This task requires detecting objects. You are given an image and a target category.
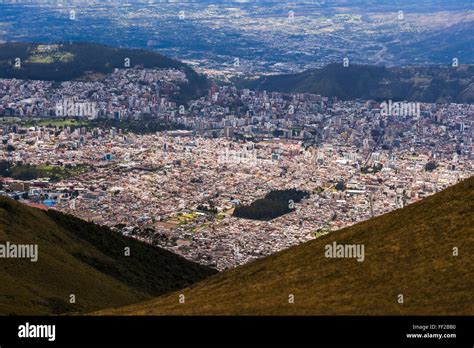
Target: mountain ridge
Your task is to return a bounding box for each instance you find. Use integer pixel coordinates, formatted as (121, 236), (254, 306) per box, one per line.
(238, 63), (474, 103)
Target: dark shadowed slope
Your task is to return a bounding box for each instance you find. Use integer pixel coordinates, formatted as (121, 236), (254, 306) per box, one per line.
(0, 197), (217, 315)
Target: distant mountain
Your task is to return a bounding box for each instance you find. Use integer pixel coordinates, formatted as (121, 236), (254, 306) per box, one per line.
(97, 177), (474, 315)
(239, 63), (474, 103)
(0, 42), (209, 101)
(0, 197), (217, 315)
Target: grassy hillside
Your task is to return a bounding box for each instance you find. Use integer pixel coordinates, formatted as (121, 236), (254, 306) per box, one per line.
(239, 63), (474, 103)
(0, 197), (217, 315)
(98, 177), (474, 315)
(0, 42), (209, 101)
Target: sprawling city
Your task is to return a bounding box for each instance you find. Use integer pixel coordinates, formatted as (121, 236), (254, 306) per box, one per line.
(1, 74), (472, 269)
(0, 0), (472, 345)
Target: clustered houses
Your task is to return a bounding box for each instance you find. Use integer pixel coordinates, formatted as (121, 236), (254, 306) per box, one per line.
(0, 78), (472, 270)
(0, 68), (186, 120)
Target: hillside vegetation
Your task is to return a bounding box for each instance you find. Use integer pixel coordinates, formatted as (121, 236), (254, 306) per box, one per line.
(0, 42), (209, 101)
(0, 197), (217, 315)
(98, 177), (474, 315)
(239, 63), (474, 103)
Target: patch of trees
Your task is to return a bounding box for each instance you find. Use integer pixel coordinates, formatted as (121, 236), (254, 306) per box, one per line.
(425, 162), (437, 171)
(0, 160), (13, 177)
(0, 160), (87, 181)
(68, 119), (189, 135)
(8, 164), (43, 181)
(0, 161), (50, 180)
(335, 181), (346, 191)
(116, 120), (189, 135)
(233, 189), (309, 221)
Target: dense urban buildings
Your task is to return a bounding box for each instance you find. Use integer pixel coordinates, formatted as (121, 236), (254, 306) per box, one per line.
(1, 70), (472, 270)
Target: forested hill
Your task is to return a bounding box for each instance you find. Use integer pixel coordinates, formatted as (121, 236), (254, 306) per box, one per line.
(0, 42), (209, 101)
(239, 63), (474, 103)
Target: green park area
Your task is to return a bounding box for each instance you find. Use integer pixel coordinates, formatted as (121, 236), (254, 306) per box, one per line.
(0, 161), (90, 181)
(24, 118), (89, 127)
(27, 46), (75, 64)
